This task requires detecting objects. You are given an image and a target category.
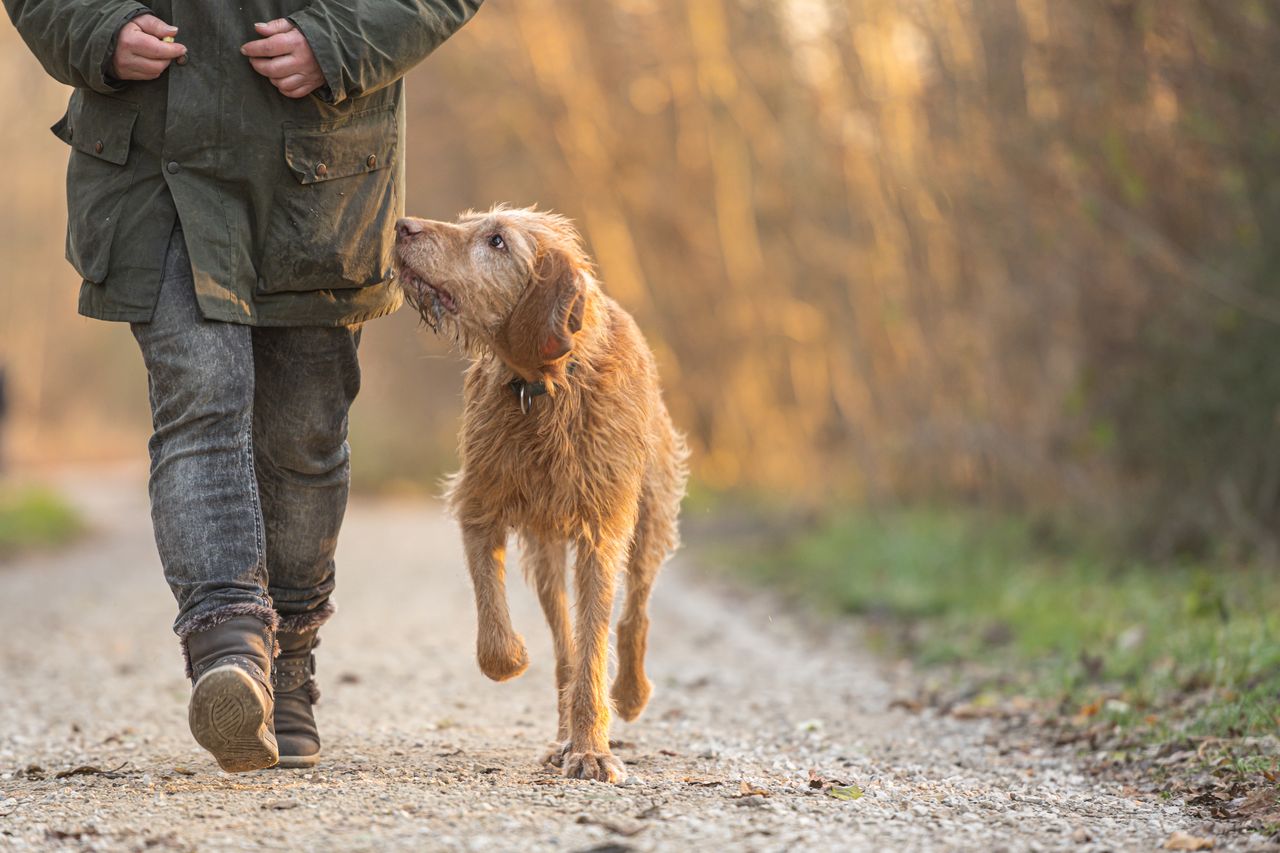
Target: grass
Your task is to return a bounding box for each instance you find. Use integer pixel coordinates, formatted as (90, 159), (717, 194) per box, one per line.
(732, 508), (1280, 742)
(0, 485), (84, 559)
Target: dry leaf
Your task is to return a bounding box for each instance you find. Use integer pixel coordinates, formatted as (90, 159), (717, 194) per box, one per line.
(1163, 831), (1214, 851)
(681, 777), (722, 787)
(54, 762), (129, 779)
(261, 798), (300, 810)
(735, 781), (769, 798)
(576, 815), (645, 837)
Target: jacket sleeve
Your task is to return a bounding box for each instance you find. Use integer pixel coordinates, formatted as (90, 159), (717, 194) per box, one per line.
(4, 0), (150, 93)
(288, 0), (483, 106)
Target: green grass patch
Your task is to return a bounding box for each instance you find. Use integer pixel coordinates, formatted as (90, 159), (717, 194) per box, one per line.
(0, 485), (84, 559)
(735, 508), (1280, 741)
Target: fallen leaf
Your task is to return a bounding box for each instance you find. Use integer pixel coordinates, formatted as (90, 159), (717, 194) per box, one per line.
(735, 781), (769, 798)
(658, 749), (679, 757)
(888, 698), (924, 713)
(681, 777), (722, 787)
(807, 769), (850, 791)
(337, 672), (360, 684)
(54, 762), (129, 779)
(262, 798), (300, 810)
(576, 815), (645, 837)
(1234, 787), (1278, 817)
(1164, 831), (1214, 851)
(827, 785), (864, 801)
(172, 766), (196, 776)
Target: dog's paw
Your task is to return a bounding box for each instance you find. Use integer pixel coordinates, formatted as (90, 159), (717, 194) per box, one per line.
(610, 674), (653, 722)
(477, 633), (530, 682)
(542, 740), (571, 768)
(563, 750), (627, 784)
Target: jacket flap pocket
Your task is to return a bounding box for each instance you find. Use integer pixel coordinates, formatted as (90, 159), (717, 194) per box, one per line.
(67, 94), (139, 166)
(282, 107), (397, 185)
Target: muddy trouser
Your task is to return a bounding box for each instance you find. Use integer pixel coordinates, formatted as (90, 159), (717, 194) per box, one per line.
(130, 222), (361, 663)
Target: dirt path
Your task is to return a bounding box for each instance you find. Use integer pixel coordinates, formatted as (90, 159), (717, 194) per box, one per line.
(0, 469), (1232, 851)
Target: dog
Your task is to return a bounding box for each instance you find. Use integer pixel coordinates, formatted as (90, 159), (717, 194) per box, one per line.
(393, 206), (689, 783)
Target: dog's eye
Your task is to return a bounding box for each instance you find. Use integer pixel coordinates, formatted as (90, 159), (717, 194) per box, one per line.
(488, 234), (507, 251)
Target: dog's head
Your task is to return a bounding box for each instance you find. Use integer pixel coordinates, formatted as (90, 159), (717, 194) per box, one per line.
(394, 206), (590, 382)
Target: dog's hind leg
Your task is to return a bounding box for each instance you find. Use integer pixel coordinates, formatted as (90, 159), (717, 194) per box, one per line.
(611, 482), (678, 722)
(462, 522), (530, 682)
(521, 532), (576, 762)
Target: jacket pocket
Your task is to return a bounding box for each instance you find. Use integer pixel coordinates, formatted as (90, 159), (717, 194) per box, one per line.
(55, 92), (140, 284)
(258, 106), (399, 293)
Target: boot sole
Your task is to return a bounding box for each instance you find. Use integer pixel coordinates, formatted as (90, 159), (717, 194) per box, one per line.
(189, 665), (279, 772)
(276, 752), (321, 769)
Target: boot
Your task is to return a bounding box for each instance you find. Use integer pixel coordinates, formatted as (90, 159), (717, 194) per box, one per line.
(185, 615), (279, 772)
(272, 627), (322, 768)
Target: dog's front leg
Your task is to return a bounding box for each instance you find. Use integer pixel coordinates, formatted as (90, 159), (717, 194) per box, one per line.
(462, 522), (530, 682)
(562, 536), (627, 783)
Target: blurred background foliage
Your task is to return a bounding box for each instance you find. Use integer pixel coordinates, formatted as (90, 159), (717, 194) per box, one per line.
(3, 0), (1280, 558)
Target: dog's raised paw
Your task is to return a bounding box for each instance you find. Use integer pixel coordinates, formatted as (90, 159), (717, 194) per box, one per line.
(610, 674), (653, 722)
(542, 740), (571, 768)
(477, 633), (530, 682)
(563, 751), (627, 784)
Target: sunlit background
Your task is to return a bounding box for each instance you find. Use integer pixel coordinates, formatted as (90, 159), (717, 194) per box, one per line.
(5, 1), (1279, 551)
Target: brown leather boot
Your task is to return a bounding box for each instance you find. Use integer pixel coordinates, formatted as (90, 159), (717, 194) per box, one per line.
(272, 627), (322, 768)
(185, 615), (279, 772)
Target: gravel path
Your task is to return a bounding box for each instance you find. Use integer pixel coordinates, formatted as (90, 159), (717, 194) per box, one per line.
(0, 469), (1238, 851)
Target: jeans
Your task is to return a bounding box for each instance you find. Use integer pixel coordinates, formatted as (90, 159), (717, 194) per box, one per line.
(131, 223), (361, 643)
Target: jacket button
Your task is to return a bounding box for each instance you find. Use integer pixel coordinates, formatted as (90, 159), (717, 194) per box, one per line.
(176, 53), (188, 66)
(366, 154), (377, 169)
(93, 140), (104, 154)
(315, 163), (329, 178)
(166, 161), (181, 174)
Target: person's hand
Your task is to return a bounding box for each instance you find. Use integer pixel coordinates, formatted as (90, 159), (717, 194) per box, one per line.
(111, 14), (186, 81)
(241, 19), (326, 99)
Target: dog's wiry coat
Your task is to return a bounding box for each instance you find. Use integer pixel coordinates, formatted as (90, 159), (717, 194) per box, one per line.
(395, 207), (689, 783)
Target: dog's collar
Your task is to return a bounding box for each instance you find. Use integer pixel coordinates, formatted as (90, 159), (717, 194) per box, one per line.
(509, 361), (577, 415)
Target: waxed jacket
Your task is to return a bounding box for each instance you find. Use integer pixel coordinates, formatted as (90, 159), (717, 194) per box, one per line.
(4, 0), (482, 325)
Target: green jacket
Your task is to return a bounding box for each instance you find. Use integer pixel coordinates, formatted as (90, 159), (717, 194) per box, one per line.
(4, 0), (482, 326)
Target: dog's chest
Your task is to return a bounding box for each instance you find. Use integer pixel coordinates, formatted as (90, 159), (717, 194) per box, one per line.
(458, 381), (644, 532)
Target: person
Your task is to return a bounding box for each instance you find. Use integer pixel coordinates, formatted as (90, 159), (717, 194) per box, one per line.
(4, 0), (483, 772)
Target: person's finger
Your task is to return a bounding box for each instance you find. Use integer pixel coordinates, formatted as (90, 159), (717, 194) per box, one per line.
(271, 72), (308, 90)
(128, 36), (187, 61)
(118, 57), (170, 80)
(132, 14), (179, 39)
(280, 82), (320, 99)
(254, 18), (296, 36)
(249, 54), (302, 78)
(240, 32), (299, 58)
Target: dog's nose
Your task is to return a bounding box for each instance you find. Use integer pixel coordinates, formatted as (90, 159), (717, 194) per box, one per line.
(396, 218), (426, 240)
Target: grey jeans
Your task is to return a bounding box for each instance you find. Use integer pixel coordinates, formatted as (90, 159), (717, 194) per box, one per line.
(131, 223), (361, 645)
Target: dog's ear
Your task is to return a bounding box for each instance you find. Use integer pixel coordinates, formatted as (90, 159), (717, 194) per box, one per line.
(500, 246), (585, 369)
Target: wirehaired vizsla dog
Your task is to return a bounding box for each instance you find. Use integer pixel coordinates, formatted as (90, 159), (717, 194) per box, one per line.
(394, 207), (689, 783)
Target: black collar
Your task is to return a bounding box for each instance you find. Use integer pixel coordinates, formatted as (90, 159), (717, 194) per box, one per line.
(509, 361), (577, 415)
